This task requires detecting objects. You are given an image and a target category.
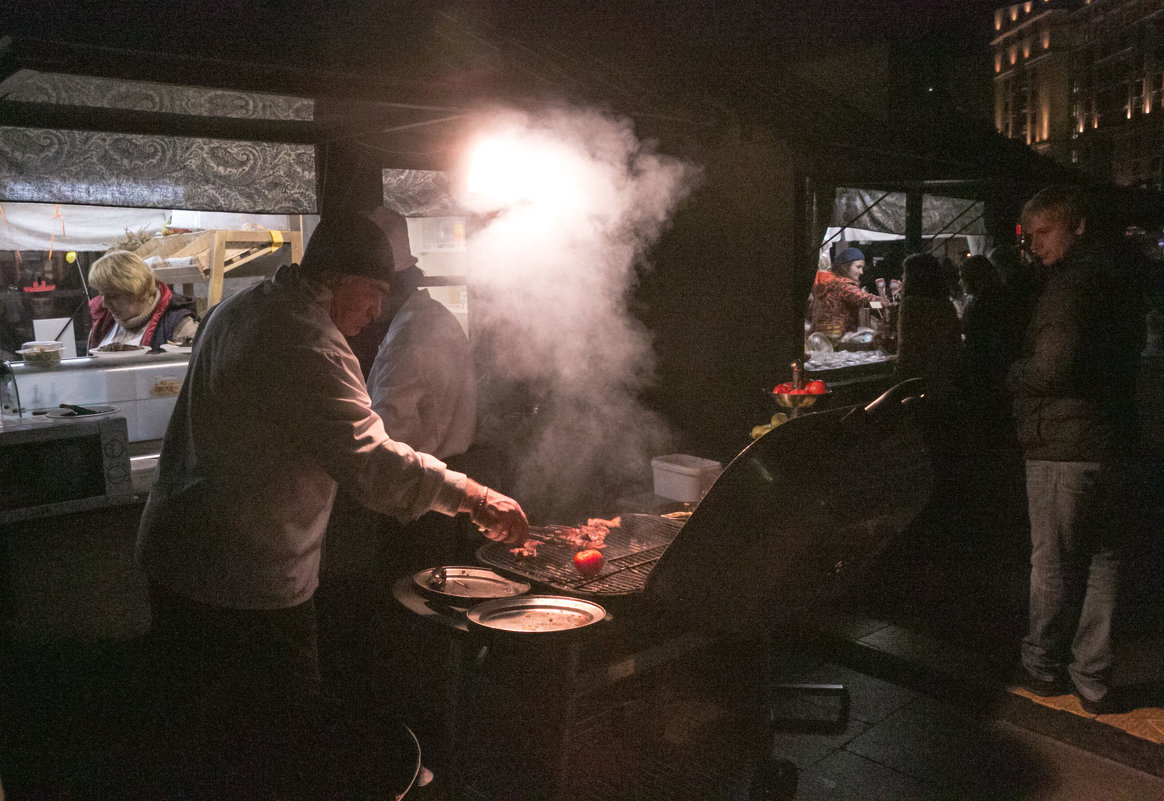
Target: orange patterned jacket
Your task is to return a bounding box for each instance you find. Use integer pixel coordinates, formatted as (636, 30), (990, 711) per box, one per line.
(810, 271), (879, 338)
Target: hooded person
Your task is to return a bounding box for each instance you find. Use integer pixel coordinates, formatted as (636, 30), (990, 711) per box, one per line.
(810, 247), (881, 340)
(134, 212), (526, 796)
(364, 206), (476, 462)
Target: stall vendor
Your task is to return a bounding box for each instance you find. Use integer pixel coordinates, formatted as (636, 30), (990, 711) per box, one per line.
(810, 247), (881, 340)
(87, 250), (199, 351)
(135, 214), (528, 795)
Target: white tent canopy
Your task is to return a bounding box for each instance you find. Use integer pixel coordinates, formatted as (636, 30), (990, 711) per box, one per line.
(824, 227), (989, 256)
(0, 202), (297, 253)
(0, 202), (166, 252)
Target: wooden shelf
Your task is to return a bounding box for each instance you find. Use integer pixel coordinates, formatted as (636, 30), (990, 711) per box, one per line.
(138, 229), (303, 306)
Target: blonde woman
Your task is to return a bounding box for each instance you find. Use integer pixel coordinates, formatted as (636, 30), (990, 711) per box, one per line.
(87, 250), (198, 351)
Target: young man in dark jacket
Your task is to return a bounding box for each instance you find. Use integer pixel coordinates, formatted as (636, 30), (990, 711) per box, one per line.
(1007, 186), (1143, 715)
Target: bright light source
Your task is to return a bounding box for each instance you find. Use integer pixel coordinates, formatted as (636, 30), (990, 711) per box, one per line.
(466, 135), (576, 207)
(467, 138), (526, 202)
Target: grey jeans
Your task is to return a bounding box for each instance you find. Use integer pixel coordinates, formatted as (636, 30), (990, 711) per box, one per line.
(1020, 459), (1125, 702)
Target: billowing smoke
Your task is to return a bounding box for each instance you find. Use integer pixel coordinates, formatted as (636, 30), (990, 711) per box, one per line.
(463, 106), (701, 522)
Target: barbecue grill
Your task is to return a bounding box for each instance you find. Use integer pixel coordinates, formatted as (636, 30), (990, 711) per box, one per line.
(478, 378), (932, 631)
(413, 379), (933, 799)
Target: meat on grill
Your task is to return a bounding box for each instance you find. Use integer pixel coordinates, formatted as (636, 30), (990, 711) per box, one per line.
(564, 517), (621, 549)
(508, 516), (623, 559)
(509, 540), (541, 558)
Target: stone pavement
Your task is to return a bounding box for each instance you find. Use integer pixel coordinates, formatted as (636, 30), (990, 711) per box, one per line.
(808, 504), (1164, 789)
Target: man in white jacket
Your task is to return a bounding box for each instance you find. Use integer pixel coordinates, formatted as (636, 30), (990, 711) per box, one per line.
(136, 214), (526, 796)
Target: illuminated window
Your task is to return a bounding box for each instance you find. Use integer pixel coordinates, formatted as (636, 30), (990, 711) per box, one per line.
(995, 11), (1003, 30)
(1023, 2), (1031, 12)
(1009, 46), (1017, 65)
(1011, 6), (1019, 21)
(1023, 40), (1031, 58)
(1042, 30), (1050, 48)
(995, 54), (1003, 72)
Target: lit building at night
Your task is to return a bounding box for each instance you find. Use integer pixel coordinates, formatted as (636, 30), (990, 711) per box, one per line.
(992, 0), (1164, 189)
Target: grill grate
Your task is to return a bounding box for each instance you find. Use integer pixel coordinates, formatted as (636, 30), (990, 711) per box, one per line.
(477, 514), (683, 596)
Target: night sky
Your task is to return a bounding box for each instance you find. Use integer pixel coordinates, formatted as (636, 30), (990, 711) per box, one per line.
(7, 1), (1007, 94)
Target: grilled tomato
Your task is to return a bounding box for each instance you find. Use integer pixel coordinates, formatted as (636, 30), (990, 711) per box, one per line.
(573, 548), (605, 578)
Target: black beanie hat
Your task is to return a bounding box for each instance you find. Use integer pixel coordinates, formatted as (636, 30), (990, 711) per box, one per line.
(835, 247), (865, 266)
(300, 216), (394, 283)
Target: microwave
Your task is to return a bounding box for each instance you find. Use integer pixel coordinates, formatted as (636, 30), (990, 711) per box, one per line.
(0, 414), (134, 524)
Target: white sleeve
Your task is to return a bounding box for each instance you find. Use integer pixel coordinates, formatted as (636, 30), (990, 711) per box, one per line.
(278, 334), (466, 520)
(367, 331), (432, 453)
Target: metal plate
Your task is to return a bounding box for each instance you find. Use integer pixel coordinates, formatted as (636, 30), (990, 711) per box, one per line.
(466, 595), (607, 634)
(413, 566), (529, 603)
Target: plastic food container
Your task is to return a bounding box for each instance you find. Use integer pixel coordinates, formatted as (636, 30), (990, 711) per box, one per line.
(651, 454), (723, 502)
(16, 340), (64, 367)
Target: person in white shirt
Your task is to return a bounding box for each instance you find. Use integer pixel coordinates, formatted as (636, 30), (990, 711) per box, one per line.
(136, 213), (526, 796)
(365, 207), (476, 461)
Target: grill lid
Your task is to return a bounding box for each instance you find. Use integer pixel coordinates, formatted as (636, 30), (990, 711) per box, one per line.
(644, 379), (932, 634)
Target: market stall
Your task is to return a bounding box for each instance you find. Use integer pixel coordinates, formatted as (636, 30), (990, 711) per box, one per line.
(801, 187), (990, 392)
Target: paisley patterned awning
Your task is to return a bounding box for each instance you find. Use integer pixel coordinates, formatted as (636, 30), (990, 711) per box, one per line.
(0, 126), (315, 213)
(0, 71), (317, 213)
(0, 71), (314, 122)
(381, 169), (463, 217)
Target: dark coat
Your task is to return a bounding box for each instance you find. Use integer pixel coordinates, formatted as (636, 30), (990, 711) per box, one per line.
(1006, 242), (1143, 462)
